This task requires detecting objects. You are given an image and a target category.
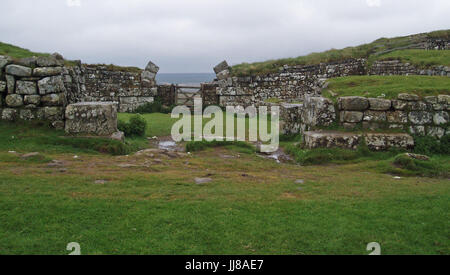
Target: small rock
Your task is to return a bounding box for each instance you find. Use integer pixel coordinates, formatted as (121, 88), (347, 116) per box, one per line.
(110, 131), (125, 142)
(47, 160), (64, 167)
(404, 153), (430, 161)
(21, 152), (40, 159)
(394, 176), (402, 179)
(295, 179), (305, 184)
(94, 180), (107, 185)
(195, 178), (212, 185)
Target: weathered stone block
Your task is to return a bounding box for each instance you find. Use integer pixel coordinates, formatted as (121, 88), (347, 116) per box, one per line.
(24, 95), (41, 105)
(214, 61), (230, 75)
(33, 67), (63, 77)
(340, 111), (364, 123)
(392, 100), (408, 110)
(369, 98), (391, 111)
(433, 111), (449, 125)
(43, 107), (64, 121)
(398, 93), (419, 101)
(409, 125), (426, 136)
(0, 56), (11, 71)
(145, 61), (160, 74)
(437, 95), (450, 105)
(16, 81), (37, 95)
(5, 64), (32, 77)
(41, 93), (65, 106)
(363, 110), (387, 122)
(427, 126), (445, 139)
(408, 111), (433, 125)
(38, 76), (66, 95)
(302, 97), (336, 127)
(216, 69), (230, 80)
(36, 56), (61, 67)
(19, 109), (37, 121)
(1, 108), (18, 121)
(17, 57), (37, 67)
(303, 131), (362, 150)
(387, 111), (408, 124)
(5, 94), (23, 107)
(338, 96), (369, 111)
(365, 133), (414, 151)
(6, 75), (15, 94)
(65, 102), (118, 136)
(0, 81), (6, 93)
(141, 70), (156, 81)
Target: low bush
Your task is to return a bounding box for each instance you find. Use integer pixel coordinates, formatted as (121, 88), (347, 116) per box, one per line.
(413, 136), (441, 155)
(118, 114), (147, 137)
(388, 154), (450, 178)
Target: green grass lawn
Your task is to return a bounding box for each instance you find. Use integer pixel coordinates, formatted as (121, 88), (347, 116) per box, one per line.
(0, 41), (50, 59)
(323, 75), (450, 100)
(371, 49), (450, 67)
(0, 121), (449, 255)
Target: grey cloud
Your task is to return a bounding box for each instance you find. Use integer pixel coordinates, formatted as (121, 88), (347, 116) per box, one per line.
(0, 0), (449, 72)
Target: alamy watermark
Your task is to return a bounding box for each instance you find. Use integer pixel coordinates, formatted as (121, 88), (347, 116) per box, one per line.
(171, 98), (280, 153)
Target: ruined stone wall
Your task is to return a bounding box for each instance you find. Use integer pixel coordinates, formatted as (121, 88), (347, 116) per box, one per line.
(201, 82), (219, 106)
(215, 59), (367, 108)
(337, 94), (449, 139)
(66, 62), (159, 112)
(0, 55), (66, 128)
(369, 60), (450, 77)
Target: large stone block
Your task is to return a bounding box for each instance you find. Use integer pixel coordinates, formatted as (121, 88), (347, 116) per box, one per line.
(145, 61), (160, 74)
(392, 100), (408, 110)
(1, 108), (18, 121)
(0, 56), (11, 71)
(38, 76), (66, 95)
(5, 94), (23, 107)
(43, 107), (64, 121)
(5, 64), (32, 77)
(338, 96), (369, 111)
(365, 133), (414, 151)
(33, 67), (63, 77)
(363, 110), (387, 122)
(408, 111), (433, 125)
(24, 95), (41, 105)
(340, 111), (364, 123)
(398, 93), (419, 101)
(303, 131), (361, 150)
(387, 111), (408, 124)
(433, 111), (449, 125)
(6, 75), (15, 94)
(36, 56), (62, 67)
(301, 97), (336, 127)
(16, 81), (37, 95)
(368, 98), (391, 111)
(65, 102), (118, 136)
(0, 81), (6, 93)
(41, 93), (66, 106)
(214, 60), (230, 75)
(427, 126), (445, 139)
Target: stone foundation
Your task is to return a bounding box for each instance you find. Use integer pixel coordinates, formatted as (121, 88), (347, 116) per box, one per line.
(65, 102), (118, 136)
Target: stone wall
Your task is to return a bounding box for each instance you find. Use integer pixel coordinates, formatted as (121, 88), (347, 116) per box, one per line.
(279, 93), (449, 140)
(66, 61), (159, 112)
(201, 82), (219, 106)
(0, 54), (66, 128)
(337, 94), (449, 139)
(215, 59), (366, 108)
(369, 60), (450, 77)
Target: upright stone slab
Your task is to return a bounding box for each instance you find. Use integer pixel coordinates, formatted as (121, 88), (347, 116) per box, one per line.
(65, 102), (118, 136)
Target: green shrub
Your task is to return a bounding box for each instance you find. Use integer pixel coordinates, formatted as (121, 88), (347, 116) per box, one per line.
(440, 135), (450, 155)
(118, 114), (147, 137)
(413, 136), (440, 155)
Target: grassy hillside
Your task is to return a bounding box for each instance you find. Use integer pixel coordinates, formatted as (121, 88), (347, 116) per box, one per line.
(0, 41), (51, 59)
(323, 75), (450, 100)
(232, 29), (450, 76)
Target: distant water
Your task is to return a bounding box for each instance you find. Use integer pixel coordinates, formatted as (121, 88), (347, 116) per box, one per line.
(156, 73), (216, 85)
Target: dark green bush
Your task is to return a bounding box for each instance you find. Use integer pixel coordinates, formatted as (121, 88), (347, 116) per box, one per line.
(440, 135), (450, 155)
(118, 114), (147, 137)
(413, 136), (441, 155)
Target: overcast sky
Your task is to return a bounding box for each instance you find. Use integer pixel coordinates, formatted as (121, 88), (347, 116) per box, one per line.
(1, 0), (449, 73)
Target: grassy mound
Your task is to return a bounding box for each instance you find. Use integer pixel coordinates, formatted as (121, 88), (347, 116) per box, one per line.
(231, 29), (450, 76)
(322, 75), (450, 100)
